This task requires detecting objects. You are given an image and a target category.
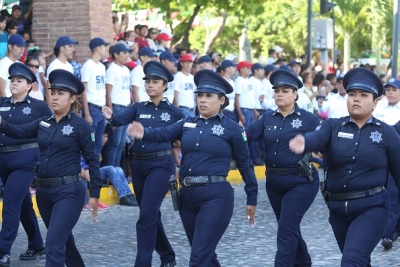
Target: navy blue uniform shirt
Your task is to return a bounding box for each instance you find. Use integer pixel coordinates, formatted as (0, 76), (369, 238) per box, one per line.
(142, 112), (258, 205)
(109, 98), (185, 154)
(393, 121), (400, 135)
(246, 105), (320, 168)
(304, 116), (400, 193)
(0, 96), (52, 146)
(0, 111), (102, 198)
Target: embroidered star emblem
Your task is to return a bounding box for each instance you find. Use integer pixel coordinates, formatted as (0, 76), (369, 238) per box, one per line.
(160, 112), (171, 122)
(369, 131), (382, 143)
(211, 124), (224, 136)
(61, 124), (74, 135)
(22, 107), (31, 115)
(291, 118), (302, 129)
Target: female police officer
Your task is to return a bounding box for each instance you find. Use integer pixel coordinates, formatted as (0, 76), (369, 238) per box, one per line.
(0, 63), (51, 266)
(246, 69), (320, 267)
(0, 69), (102, 267)
(128, 69), (258, 267)
(102, 61), (184, 267)
(290, 68), (400, 266)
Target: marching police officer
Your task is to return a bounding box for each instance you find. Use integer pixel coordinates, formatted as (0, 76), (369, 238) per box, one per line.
(0, 63), (51, 266)
(102, 61), (183, 267)
(246, 69), (320, 267)
(290, 68), (400, 267)
(0, 69), (102, 267)
(128, 69), (258, 267)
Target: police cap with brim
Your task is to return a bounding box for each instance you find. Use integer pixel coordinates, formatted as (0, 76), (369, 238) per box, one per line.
(143, 61), (174, 82)
(343, 68), (383, 97)
(8, 62), (37, 83)
(270, 69), (303, 90)
(48, 69), (85, 95)
(194, 69), (233, 95)
(384, 78), (400, 89)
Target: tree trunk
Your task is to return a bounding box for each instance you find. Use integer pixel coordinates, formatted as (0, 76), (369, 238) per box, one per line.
(343, 34), (350, 72)
(172, 4), (202, 49)
(203, 11), (228, 54)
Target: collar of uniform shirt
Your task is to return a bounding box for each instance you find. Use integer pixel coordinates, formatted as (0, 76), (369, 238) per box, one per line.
(144, 97), (170, 106)
(47, 110), (73, 121)
(272, 104), (301, 117)
(194, 112), (224, 122)
(344, 116), (379, 126)
(5, 94), (31, 104)
(387, 102), (400, 108)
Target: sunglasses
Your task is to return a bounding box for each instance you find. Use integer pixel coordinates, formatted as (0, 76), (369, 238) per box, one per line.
(27, 63), (39, 69)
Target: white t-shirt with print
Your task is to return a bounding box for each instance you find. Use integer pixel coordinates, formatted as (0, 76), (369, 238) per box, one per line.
(130, 65), (147, 103)
(174, 71), (196, 109)
(249, 76), (265, 110)
(0, 57), (18, 97)
(81, 59), (106, 106)
(47, 58), (73, 77)
(234, 76), (255, 109)
(105, 62), (131, 106)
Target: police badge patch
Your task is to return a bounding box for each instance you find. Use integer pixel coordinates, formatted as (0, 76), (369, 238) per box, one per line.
(369, 131), (382, 143)
(291, 118), (302, 129)
(22, 107), (31, 115)
(211, 125), (224, 136)
(61, 124), (74, 135)
(160, 112), (171, 122)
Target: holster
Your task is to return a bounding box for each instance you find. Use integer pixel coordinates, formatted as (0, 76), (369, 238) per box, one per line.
(296, 152), (313, 182)
(169, 175), (181, 211)
(33, 162), (39, 174)
(128, 140), (134, 161)
(320, 173), (329, 204)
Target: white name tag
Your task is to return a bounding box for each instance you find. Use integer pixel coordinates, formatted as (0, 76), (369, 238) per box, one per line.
(0, 107), (11, 111)
(139, 114), (152, 119)
(338, 132), (354, 139)
(39, 121), (51, 128)
(183, 122), (196, 128)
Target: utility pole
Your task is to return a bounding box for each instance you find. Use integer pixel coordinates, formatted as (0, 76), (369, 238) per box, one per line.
(392, 0), (400, 78)
(307, 0), (312, 66)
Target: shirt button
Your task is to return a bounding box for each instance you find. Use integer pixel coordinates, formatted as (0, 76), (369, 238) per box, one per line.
(206, 122), (208, 124)
(274, 152), (276, 154)
(276, 139), (278, 142)
(189, 169), (191, 171)
(142, 145), (144, 147)
(155, 108), (158, 110)
(355, 143), (358, 145)
(149, 126), (151, 128)
(280, 128), (282, 130)
(273, 164), (275, 167)
(352, 156), (355, 159)
(152, 117), (154, 119)
(344, 185), (346, 187)
(349, 170), (351, 173)
(9, 114), (11, 117)
(196, 143), (199, 146)
(200, 131), (202, 133)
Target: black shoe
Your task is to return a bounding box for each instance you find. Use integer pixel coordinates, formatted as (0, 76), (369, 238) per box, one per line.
(160, 260), (176, 267)
(382, 237), (393, 249)
(252, 158), (264, 166)
(0, 252), (10, 267)
(19, 246), (45, 260)
(120, 194), (138, 206)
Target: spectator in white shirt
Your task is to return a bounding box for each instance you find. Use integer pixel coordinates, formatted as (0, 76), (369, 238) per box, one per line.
(218, 59), (237, 122)
(131, 47), (157, 103)
(250, 63), (266, 118)
(317, 74), (349, 119)
(159, 50), (177, 103)
(173, 54), (196, 117)
(373, 78), (400, 125)
(198, 55), (213, 70)
(260, 64), (278, 111)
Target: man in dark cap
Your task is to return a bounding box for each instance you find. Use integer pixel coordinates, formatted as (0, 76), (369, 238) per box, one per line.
(0, 34), (25, 97)
(131, 47), (157, 103)
(9, 4), (32, 33)
(159, 50), (177, 103)
(198, 55), (213, 70)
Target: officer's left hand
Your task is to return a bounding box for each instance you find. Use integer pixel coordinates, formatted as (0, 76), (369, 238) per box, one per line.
(247, 205), (256, 227)
(89, 198), (99, 223)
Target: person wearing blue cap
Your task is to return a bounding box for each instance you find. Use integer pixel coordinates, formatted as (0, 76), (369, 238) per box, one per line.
(260, 64), (278, 111)
(218, 59), (237, 122)
(317, 73), (349, 119)
(102, 43), (132, 167)
(102, 61), (184, 267)
(45, 35), (79, 103)
(159, 50), (177, 103)
(0, 69), (102, 267)
(0, 63), (51, 266)
(131, 46), (157, 103)
(290, 67), (400, 266)
(127, 69), (258, 267)
(0, 34), (25, 97)
(246, 69), (320, 267)
(198, 55), (213, 70)
(372, 77), (400, 249)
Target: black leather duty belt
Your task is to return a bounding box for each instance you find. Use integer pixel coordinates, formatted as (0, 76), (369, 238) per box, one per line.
(36, 174), (81, 188)
(88, 103), (103, 110)
(132, 150), (171, 160)
(327, 186), (385, 201)
(0, 143), (38, 153)
(180, 176), (226, 187)
(267, 167), (298, 175)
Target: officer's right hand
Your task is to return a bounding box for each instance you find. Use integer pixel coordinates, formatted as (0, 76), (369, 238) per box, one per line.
(85, 114), (93, 126)
(102, 106), (113, 120)
(127, 122), (144, 139)
(89, 198), (99, 223)
(247, 205), (256, 227)
(289, 134), (305, 154)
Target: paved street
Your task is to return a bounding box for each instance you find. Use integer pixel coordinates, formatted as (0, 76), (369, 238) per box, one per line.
(7, 176), (400, 266)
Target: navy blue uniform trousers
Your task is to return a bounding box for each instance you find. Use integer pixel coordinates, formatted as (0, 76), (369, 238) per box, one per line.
(328, 190), (390, 267)
(0, 149), (43, 255)
(130, 154), (175, 267)
(383, 175), (400, 240)
(179, 181), (234, 267)
(36, 181), (86, 267)
(266, 171), (319, 267)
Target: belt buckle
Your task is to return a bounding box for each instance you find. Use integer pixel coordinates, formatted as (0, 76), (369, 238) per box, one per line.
(183, 177), (192, 187)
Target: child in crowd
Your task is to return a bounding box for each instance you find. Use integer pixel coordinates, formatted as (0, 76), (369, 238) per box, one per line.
(5, 20), (17, 37)
(0, 16), (7, 59)
(26, 56), (44, 101)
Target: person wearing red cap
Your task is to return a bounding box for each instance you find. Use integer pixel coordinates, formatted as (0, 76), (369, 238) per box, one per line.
(173, 54), (196, 117)
(234, 61), (263, 165)
(156, 33), (172, 54)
